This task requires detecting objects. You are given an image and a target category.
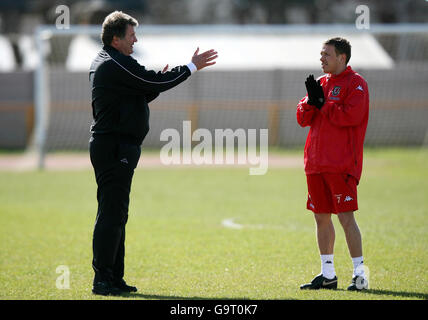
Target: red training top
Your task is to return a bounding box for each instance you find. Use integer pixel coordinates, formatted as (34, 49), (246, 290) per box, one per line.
(296, 66), (369, 183)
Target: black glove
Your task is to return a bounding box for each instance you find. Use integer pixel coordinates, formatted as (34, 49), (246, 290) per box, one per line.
(305, 74), (325, 110)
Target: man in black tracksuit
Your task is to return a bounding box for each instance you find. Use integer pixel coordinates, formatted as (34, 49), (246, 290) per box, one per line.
(89, 11), (217, 295)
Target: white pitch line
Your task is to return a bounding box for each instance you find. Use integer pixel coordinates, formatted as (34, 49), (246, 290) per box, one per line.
(221, 218), (244, 230)
(222, 218), (290, 231)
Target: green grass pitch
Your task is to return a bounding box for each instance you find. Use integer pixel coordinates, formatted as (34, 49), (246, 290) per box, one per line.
(0, 148), (427, 300)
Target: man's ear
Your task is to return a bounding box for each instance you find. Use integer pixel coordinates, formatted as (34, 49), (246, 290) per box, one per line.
(111, 35), (120, 46)
(338, 53), (345, 64)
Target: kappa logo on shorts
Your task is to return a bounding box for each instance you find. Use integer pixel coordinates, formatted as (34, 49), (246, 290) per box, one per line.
(120, 158), (128, 164)
(344, 195), (354, 202)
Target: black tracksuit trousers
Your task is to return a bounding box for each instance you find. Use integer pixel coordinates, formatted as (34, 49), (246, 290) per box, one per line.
(89, 135), (141, 283)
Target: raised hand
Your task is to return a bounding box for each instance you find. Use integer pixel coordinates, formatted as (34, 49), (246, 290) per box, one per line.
(191, 47), (218, 70)
(305, 74), (325, 109)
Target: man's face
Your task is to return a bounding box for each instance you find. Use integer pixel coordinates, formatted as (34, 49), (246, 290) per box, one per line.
(113, 24), (137, 56)
(320, 44), (345, 74)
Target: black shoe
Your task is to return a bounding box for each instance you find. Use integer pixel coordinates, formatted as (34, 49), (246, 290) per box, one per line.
(113, 279), (138, 293)
(92, 280), (122, 296)
(347, 275), (368, 291)
(300, 274), (338, 290)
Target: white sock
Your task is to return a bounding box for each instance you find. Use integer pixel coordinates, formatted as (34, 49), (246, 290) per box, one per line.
(352, 256), (365, 278)
(320, 254), (336, 279)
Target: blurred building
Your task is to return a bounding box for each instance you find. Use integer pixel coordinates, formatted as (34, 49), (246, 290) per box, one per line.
(0, 0), (428, 150)
(1, 0), (428, 32)
(0, 0), (427, 70)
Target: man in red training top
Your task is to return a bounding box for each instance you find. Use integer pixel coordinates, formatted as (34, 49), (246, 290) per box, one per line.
(296, 37), (369, 291)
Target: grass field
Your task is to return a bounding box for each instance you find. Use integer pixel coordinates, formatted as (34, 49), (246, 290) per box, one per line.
(0, 148), (427, 300)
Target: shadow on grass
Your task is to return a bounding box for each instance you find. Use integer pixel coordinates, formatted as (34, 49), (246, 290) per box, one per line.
(118, 292), (252, 300)
(114, 289), (428, 300)
(330, 288), (427, 300)
(362, 289), (428, 300)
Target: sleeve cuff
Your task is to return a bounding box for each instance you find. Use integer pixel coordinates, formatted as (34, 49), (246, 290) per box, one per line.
(186, 62), (197, 74)
(302, 97), (317, 111)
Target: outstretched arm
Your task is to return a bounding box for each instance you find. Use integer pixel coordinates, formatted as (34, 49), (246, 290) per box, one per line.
(110, 47), (218, 95)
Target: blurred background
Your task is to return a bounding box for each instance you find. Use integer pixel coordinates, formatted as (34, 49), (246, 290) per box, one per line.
(1, 0), (428, 30)
(0, 0), (428, 166)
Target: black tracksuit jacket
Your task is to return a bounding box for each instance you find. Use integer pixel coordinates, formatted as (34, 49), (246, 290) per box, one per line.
(89, 45), (193, 282)
(89, 45), (192, 145)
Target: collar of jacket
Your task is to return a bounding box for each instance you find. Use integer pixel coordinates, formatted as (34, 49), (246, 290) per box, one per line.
(103, 44), (120, 55)
(327, 65), (353, 80)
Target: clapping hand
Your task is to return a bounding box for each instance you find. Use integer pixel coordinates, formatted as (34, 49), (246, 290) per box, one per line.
(305, 74), (325, 109)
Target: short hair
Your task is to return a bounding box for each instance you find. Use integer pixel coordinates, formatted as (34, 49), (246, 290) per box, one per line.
(324, 37), (351, 64)
(101, 11), (138, 46)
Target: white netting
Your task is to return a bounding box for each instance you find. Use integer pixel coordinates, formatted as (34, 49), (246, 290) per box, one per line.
(32, 25), (428, 157)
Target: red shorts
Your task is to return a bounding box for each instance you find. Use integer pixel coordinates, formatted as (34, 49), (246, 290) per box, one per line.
(306, 173), (358, 214)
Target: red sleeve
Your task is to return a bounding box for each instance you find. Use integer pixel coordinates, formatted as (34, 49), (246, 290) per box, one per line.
(296, 96), (318, 127)
(320, 77), (369, 127)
